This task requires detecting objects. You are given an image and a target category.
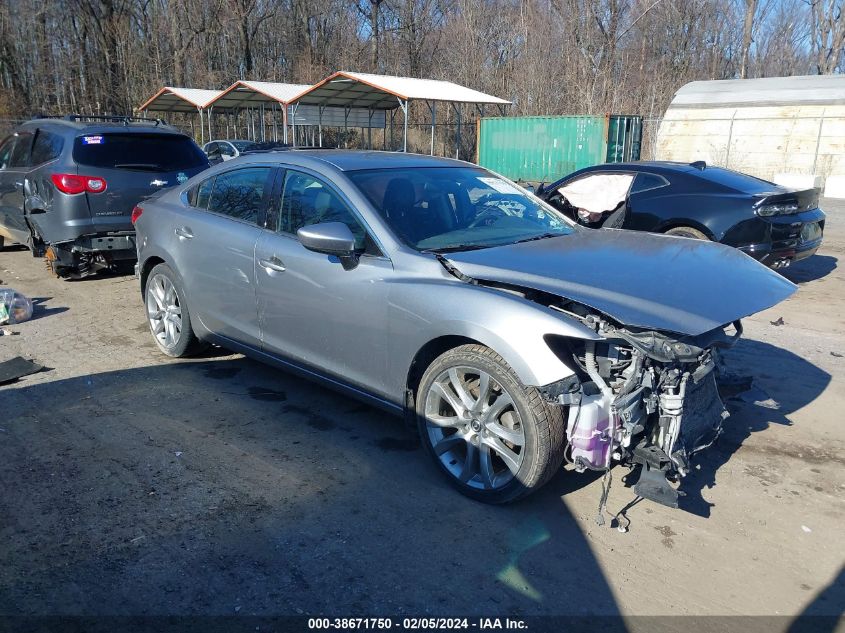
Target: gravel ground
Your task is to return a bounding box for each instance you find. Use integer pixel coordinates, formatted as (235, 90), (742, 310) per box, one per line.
(0, 201), (843, 628)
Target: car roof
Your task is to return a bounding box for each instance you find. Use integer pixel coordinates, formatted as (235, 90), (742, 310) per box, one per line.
(236, 149), (468, 171)
(581, 160), (706, 175)
(17, 117), (184, 136)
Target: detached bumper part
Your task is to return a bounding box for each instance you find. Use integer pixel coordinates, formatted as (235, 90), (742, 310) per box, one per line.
(632, 449), (680, 509)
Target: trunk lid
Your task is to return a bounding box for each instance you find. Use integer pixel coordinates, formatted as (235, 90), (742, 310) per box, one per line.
(754, 187), (819, 213)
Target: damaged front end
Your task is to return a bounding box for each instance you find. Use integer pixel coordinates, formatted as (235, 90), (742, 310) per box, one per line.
(543, 302), (741, 509)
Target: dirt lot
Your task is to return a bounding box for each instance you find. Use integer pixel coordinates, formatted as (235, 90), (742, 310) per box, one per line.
(1, 201), (844, 628)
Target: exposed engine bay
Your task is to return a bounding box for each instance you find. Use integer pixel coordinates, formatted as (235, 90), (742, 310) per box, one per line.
(545, 299), (739, 509)
(473, 276), (740, 510)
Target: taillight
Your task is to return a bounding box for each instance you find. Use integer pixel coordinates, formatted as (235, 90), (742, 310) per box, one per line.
(51, 173), (107, 195)
(131, 205), (143, 224)
(756, 202), (799, 217)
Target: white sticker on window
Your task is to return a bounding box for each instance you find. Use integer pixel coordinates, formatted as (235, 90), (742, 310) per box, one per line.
(82, 135), (104, 145)
(477, 177), (524, 196)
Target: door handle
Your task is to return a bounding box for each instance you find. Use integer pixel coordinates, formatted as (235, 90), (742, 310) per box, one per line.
(175, 227), (194, 240)
(258, 256), (286, 273)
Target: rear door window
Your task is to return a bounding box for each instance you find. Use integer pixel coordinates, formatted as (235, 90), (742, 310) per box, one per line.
(631, 172), (669, 194)
(0, 136), (15, 169)
(73, 133), (208, 171)
(8, 133), (33, 168)
(31, 130), (64, 166)
(207, 167), (272, 224)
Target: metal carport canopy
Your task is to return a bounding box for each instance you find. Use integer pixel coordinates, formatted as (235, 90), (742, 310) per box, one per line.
(138, 87), (223, 113)
(207, 80), (312, 111)
(288, 71), (511, 153)
(289, 71), (511, 109)
(137, 86), (226, 144)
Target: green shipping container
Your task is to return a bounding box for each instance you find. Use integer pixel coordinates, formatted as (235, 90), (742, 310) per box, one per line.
(476, 115), (642, 183)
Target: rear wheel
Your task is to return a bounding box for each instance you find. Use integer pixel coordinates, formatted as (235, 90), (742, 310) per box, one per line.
(664, 226), (709, 240)
(145, 263), (203, 357)
(416, 344), (566, 504)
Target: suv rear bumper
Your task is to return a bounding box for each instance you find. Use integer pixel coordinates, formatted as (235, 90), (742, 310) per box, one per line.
(46, 231), (137, 277)
(70, 233), (136, 256)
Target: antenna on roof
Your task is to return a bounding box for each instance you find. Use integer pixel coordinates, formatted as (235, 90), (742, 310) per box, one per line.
(690, 160), (707, 170)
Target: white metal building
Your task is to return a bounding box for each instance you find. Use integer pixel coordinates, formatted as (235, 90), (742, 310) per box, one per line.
(655, 75), (845, 196)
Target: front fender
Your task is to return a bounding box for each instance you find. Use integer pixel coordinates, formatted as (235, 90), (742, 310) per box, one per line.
(388, 279), (600, 390)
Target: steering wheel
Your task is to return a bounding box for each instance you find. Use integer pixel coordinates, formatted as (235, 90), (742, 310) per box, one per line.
(468, 193), (528, 228)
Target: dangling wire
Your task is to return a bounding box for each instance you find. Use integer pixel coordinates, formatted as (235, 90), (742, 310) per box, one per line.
(613, 495), (643, 533)
(595, 469), (613, 526)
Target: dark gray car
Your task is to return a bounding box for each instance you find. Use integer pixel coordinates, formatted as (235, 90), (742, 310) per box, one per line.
(0, 115), (209, 278)
(133, 150), (795, 506)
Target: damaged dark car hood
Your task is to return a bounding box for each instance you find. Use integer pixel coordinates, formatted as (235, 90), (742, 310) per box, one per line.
(445, 228), (797, 336)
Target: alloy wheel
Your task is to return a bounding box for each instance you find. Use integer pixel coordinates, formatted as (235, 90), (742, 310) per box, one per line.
(146, 273), (183, 350)
(424, 366), (526, 490)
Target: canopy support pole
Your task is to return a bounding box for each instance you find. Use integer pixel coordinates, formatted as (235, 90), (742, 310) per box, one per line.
(198, 108), (204, 145)
(291, 103), (299, 148)
(397, 97), (408, 153)
(282, 104), (289, 144)
(368, 108), (373, 149)
(452, 103), (461, 160)
(318, 105), (324, 147)
(207, 106), (213, 142)
(427, 100), (436, 156)
(344, 106), (350, 148)
(389, 110), (394, 150)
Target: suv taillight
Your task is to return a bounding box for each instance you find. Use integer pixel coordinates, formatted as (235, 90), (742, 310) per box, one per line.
(131, 205), (143, 224)
(51, 173), (108, 195)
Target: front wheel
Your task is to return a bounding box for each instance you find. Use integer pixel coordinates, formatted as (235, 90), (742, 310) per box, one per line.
(416, 344), (566, 504)
(145, 263), (204, 357)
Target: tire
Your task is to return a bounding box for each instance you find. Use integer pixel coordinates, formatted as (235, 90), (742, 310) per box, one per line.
(0, 235), (4, 250)
(416, 344), (566, 504)
(664, 226), (709, 240)
(144, 263), (203, 357)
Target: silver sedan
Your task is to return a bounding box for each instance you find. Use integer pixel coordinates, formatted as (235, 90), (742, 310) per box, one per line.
(133, 151), (795, 506)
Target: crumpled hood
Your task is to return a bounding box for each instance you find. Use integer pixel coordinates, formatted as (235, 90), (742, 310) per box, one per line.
(445, 229), (797, 336)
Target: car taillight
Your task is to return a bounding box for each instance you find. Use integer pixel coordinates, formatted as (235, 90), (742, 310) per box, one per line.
(756, 202), (799, 217)
(51, 173), (107, 195)
(131, 205), (143, 225)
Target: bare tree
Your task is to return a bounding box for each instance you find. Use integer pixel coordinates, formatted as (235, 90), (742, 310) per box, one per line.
(740, 0), (758, 78)
(228, 0), (277, 77)
(807, 0), (845, 73)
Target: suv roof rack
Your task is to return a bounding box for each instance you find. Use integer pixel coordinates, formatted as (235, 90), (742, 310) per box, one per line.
(34, 114), (169, 127)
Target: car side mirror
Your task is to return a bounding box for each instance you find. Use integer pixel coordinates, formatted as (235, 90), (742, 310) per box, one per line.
(297, 222), (359, 270)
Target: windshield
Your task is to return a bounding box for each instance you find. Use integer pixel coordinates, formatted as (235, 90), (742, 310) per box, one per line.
(347, 166), (574, 251)
(73, 133), (208, 172)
